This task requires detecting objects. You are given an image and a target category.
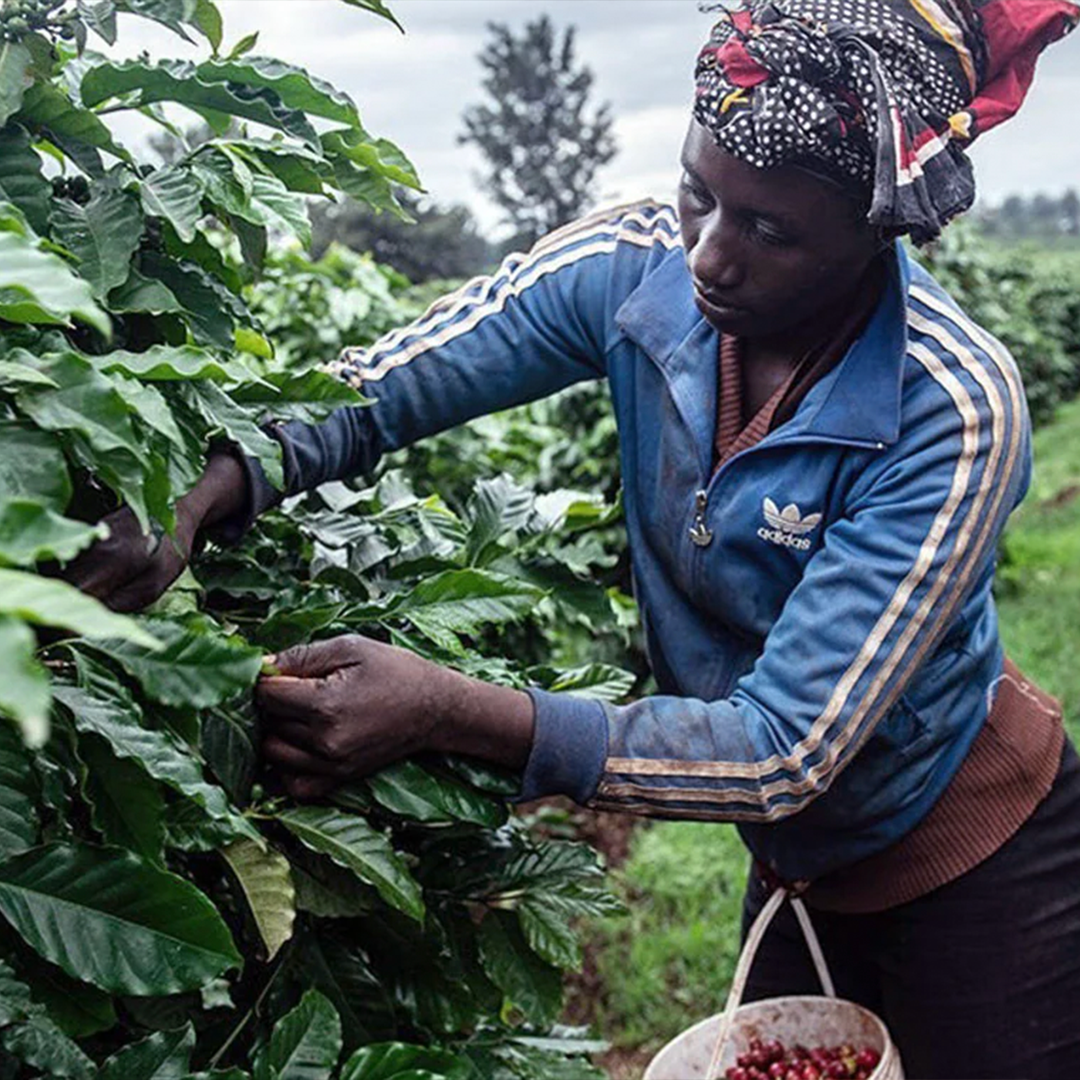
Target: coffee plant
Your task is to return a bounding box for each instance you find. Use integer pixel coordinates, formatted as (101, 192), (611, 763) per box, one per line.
(0, 1), (627, 1076)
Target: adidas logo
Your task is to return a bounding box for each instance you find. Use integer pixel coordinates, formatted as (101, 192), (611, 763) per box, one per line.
(757, 498), (822, 551)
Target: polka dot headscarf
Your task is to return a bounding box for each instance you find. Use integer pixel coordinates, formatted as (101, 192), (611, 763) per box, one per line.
(694, 0), (1079, 243)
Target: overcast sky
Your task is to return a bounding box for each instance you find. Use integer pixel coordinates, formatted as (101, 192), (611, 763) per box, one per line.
(108, 0), (1080, 236)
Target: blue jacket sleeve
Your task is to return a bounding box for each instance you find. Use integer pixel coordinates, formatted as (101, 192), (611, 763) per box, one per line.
(519, 308), (1031, 822)
(239, 203), (682, 520)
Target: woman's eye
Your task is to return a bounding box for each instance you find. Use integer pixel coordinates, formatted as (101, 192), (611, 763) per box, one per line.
(679, 176), (711, 206)
(749, 219), (791, 247)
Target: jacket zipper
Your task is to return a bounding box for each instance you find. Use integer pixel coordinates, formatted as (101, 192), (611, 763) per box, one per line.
(685, 432), (888, 589)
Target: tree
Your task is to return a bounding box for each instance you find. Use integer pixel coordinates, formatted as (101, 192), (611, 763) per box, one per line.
(310, 190), (494, 280)
(459, 16), (617, 251)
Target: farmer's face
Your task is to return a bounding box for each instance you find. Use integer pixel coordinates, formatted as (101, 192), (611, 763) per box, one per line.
(677, 120), (882, 339)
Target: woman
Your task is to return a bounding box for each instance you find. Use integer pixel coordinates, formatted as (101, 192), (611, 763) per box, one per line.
(71, 0), (1080, 1074)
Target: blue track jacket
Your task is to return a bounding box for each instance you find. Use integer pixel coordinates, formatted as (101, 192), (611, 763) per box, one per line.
(246, 202), (1032, 883)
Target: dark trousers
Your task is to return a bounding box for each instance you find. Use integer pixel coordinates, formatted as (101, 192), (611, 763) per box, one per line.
(741, 738), (1080, 1080)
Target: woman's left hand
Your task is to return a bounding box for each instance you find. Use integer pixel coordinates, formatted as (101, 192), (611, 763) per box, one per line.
(256, 635), (450, 799)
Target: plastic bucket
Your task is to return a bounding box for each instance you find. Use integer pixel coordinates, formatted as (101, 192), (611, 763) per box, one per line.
(644, 995), (903, 1079)
(643, 888), (905, 1080)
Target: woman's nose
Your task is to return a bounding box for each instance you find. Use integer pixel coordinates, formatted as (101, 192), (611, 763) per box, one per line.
(689, 213), (743, 293)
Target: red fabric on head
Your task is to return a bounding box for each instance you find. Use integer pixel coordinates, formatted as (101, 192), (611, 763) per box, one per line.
(716, 37), (771, 87)
(967, 0), (1080, 135)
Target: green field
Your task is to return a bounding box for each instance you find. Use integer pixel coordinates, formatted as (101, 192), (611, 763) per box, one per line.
(997, 395), (1080, 744)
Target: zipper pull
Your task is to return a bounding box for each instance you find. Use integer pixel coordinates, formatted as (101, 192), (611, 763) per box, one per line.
(689, 489), (713, 548)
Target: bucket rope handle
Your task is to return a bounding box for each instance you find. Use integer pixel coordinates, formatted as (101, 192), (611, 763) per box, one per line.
(705, 887), (835, 1080)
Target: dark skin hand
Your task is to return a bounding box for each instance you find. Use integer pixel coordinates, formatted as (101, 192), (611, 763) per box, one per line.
(256, 635), (535, 799)
(63, 453), (247, 613)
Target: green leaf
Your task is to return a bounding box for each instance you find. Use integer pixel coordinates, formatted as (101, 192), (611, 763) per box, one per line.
(81, 59), (320, 147)
(0, 420), (70, 511)
(0, 842), (242, 995)
(139, 250), (241, 349)
(0, 124), (51, 233)
(57, 654), (260, 842)
(515, 896), (583, 971)
(246, 172), (310, 247)
(107, 266), (185, 315)
(0, 569), (160, 647)
(14, 352), (149, 519)
(340, 1043), (470, 1080)
(226, 138), (326, 195)
(197, 56), (360, 126)
(366, 761), (506, 828)
(201, 703), (257, 806)
(339, 0), (404, 33)
(476, 911), (562, 1027)
(15, 82), (132, 170)
(321, 129), (420, 190)
(180, 1072), (250, 1080)
(221, 839), (295, 961)
(0, 500), (107, 567)
(2, 1012), (95, 1079)
(293, 927), (392, 1047)
(94, 617), (261, 708)
(99, 343), (248, 382)
(100, 1022), (195, 1079)
(189, 144), (251, 216)
(78, 0), (119, 45)
(230, 368), (367, 410)
(226, 31), (258, 60)
(0, 223), (109, 333)
(192, 0), (222, 52)
(0, 359), (58, 388)
(253, 988), (342, 1080)
(388, 569), (543, 651)
(465, 475), (535, 565)
(21, 960), (118, 1038)
(0, 719), (39, 858)
(541, 663), (635, 702)
(183, 380), (283, 489)
(78, 733), (166, 863)
(51, 188), (144, 299)
(117, 0), (198, 38)
(0, 956), (35, 1026)
(139, 164), (204, 243)
(0, 615), (50, 747)
(291, 862), (375, 920)
(277, 807), (424, 922)
(162, 798), (245, 852)
(0, 41), (34, 127)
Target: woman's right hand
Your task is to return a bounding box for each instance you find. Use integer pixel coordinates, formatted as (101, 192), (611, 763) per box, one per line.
(64, 453), (248, 613)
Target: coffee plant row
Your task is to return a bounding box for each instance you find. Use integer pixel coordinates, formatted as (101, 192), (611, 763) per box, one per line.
(0, 1), (630, 1076)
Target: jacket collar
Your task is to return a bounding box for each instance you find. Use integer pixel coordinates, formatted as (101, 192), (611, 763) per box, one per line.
(614, 241), (910, 451)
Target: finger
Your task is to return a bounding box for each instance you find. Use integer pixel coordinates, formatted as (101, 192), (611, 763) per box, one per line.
(262, 736), (343, 776)
(262, 717), (323, 752)
(272, 636), (366, 680)
(105, 551), (186, 613)
(254, 675), (331, 719)
(280, 773), (337, 800)
(63, 510), (149, 596)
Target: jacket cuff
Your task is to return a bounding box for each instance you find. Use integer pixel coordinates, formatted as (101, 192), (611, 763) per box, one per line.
(517, 689), (608, 804)
(202, 435), (287, 547)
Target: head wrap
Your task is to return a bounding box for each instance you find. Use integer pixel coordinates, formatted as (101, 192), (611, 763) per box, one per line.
(694, 0), (1079, 242)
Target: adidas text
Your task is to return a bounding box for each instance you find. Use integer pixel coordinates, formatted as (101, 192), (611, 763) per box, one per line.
(757, 526), (811, 551)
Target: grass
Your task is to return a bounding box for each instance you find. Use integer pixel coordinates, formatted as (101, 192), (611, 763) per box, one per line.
(584, 397), (1080, 1065)
(996, 394), (1080, 744)
(587, 821), (749, 1053)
